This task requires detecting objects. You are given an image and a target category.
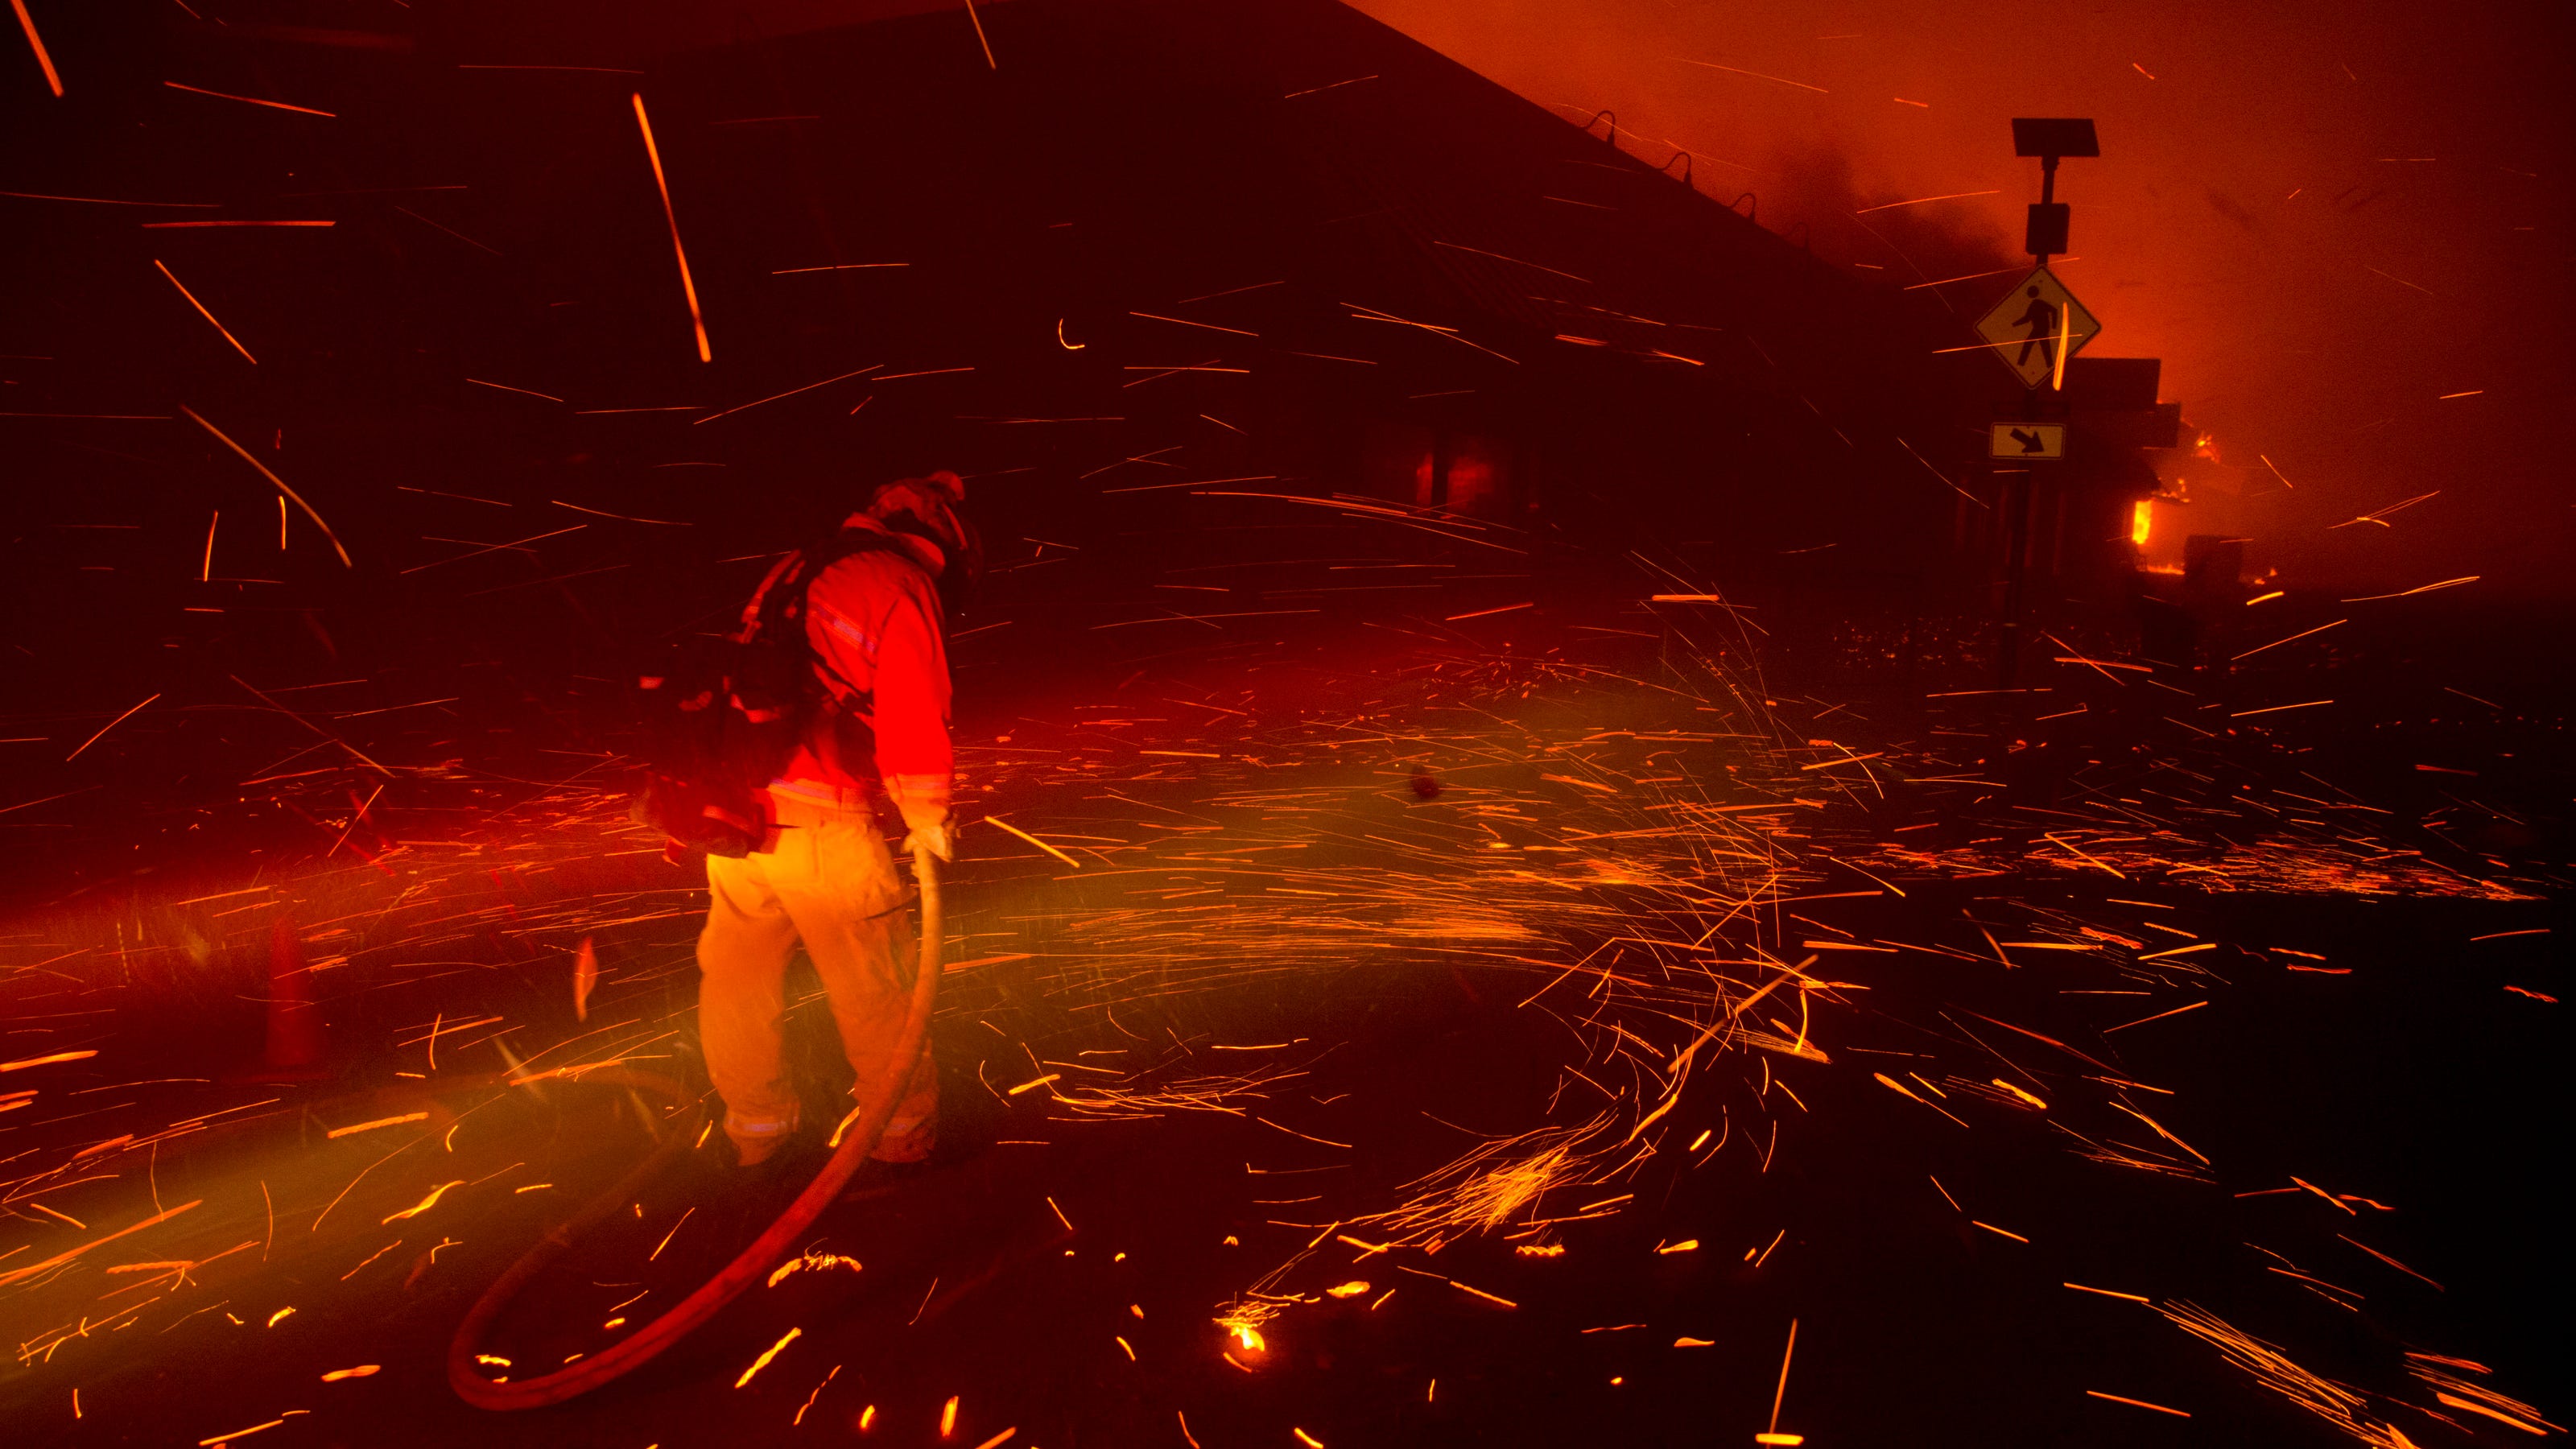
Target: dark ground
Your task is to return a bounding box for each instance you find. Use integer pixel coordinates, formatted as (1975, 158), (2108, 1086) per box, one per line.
(1, 603), (2566, 1449)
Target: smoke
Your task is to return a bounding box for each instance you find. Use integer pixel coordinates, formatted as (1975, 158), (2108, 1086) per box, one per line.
(1752, 143), (2019, 302)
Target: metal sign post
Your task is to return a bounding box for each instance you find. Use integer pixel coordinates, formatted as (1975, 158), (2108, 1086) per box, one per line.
(1995, 118), (2098, 690)
(2011, 118), (2098, 262)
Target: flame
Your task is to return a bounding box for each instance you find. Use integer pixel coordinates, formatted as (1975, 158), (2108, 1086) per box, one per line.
(2130, 500), (2153, 547)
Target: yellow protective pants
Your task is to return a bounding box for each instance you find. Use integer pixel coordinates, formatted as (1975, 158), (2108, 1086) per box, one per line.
(696, 795), (937, 1162)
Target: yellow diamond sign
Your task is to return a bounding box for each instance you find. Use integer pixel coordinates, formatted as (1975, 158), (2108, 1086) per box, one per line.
(1974, 266), (2100, 390)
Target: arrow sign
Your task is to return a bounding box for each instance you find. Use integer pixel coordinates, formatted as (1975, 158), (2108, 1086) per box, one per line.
(1972, 267), (2100, 389)
(1989, 422), (2066, 459)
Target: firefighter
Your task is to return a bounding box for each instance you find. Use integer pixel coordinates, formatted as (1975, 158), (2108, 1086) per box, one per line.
(695, 471), (980, 1169)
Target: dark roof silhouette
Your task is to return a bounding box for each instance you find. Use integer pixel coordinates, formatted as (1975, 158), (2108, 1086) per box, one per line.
(556, 0), (1992, 564)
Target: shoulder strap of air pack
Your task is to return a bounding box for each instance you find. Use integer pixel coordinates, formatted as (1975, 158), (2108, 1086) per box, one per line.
(744, 527), (927, 708)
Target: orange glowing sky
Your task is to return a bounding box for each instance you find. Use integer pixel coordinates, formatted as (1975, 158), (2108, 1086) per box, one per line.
(1348, 0), (2573, 596)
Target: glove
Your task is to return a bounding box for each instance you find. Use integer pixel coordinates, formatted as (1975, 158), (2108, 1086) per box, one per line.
(903, 818), (954, 863)
(884, 773), (954, 861)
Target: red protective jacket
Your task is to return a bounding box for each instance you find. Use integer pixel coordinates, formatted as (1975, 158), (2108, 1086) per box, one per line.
(765, 517), (952, 836)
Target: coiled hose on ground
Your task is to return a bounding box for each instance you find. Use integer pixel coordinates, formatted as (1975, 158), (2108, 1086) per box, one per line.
(446, 844), (943, 1410)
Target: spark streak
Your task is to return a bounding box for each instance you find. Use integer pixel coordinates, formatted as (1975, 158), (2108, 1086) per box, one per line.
(733, 1326), (801, 1388)
(0, 1200), (200, 1288)
(961, 0), (997, 68)
(1672, 57), (1827, 93)
(1765, 1318), (1799, 1440)
(986, 814), (1084, 869)
(163, 80), (334, 116)
(2086, 1390), (2189, 1416)
(153, 261), (257, 363)
(63, 696), (159, 762)
(198, 1418), (289, 1446)
(327, 1112), (428, 1139)
(1856, 189), (2000, 214)
(632, 93), (712, 361)
(179, 407), (353, 567)
(10, 0), (62, 96)
(2232, 619), (2345, 661)
(694, 364), (881, 425)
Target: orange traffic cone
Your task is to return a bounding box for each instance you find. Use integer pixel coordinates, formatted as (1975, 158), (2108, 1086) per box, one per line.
(248, 914), (330, 1081)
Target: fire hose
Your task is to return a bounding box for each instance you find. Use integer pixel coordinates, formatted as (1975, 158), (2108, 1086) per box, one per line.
(445, 844), (943, 1410)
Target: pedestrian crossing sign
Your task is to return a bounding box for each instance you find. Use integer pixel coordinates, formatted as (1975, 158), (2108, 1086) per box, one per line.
(1973, 266), (2100, 389)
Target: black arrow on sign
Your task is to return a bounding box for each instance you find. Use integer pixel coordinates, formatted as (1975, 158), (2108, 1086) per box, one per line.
(2010, 427), (2046, 454)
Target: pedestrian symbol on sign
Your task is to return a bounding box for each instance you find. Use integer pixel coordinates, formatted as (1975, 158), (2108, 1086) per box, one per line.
(2012, 287), (2061, 372)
